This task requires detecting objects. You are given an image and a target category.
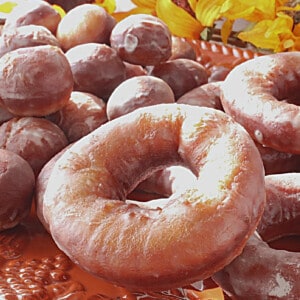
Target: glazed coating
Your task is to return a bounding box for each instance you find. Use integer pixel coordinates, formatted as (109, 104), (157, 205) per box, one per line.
(0, 149), (35, 231)
(213, 173), (300, 300)
(0, 45), (74, 117)
(110, 14), (172, 66)
(38, 103), (265, 291)
(106, 75), (175, 120)
(56, 4), (116, 51)
(2, 0), (61, 34)
(148, 58), (208, 99)
(47, 91), (108, 142)
(65, 43), (126, 100)
(221, 52), (300, 154)
(0, 117), (68, 175)
(0, 25), (60, 58)
(177, 81), (223, 110)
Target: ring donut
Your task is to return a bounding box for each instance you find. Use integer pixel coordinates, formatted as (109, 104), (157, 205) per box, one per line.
(38, 103), (265, 291)
(213, 173), (300, 299)
(220, 52), (300, 154)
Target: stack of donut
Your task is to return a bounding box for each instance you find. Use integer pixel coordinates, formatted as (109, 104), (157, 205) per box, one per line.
(0, 0), (299, 299)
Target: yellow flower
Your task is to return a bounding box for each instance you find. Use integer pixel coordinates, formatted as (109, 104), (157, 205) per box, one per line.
(238, 12), (300, 51)
(111, 0), (155, 22)
(94, 0), (116, 14)
(132, 0), (156, 9)
(195, 0), (279, 26)
(156, 0), (203, 39)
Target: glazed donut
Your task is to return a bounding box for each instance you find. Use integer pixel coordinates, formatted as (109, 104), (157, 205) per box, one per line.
(0, 45), (73, 117)
(213, 173), (300, 299)
(38, 103), (265, 291)
(221, 52), (300, 154)
(2, 0), (61, 34)
(106, 75), (175, 120)
(148, 58), (208, 99)
(65, 43), (126, 101)
(0, 117), (68, 175)
(170, 36), (197, 61)
(177, 81), (223, 110)
(0, 149), (35, 231)
(56, 4), (116, 51)
(47, 91), (108, 142)
(110, 14), (172, 66)
(0, 25), (60, 58)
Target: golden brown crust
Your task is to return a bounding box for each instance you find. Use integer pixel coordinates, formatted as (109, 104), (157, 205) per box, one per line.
(213, 173), (300, 299)
(38, 103), (265, 291)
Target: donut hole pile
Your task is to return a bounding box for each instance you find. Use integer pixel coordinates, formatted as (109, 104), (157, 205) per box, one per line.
(0, 0), (299, 298)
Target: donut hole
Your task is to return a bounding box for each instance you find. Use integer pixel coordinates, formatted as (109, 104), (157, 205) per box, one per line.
(260, 216), (300, 252)
(269, 235), (300, 252)
(127, 165), (197, 209)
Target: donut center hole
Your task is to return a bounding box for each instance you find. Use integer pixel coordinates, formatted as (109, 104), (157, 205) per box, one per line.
(268, 235), (300, 252)
(126, 166), (196, 209)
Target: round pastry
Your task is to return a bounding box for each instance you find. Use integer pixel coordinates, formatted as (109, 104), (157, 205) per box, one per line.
(170, 36), (197, 61)
(0, 24), (60, 58)
(148, 58), (208, 99)
(38, 103), (265, 291)
(213, 173), (300, 300)
(0, 149), (35, 231)
(0, 117), (69, 175)
(56, 4), (116, 51)
(106, 75), (175, 120)
(47, 91), (108, 142)
(221, 52), (300, 154)
(208, 65), (230, 82)
(110, 14), (172, 66)
(0, 45), (74, 117)
(65, 42), (126, 101)
(2, 0), (61, 34)
(177, 81), (223, 110)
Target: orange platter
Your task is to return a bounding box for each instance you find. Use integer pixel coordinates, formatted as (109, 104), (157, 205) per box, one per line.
(0, 36), (299, 300)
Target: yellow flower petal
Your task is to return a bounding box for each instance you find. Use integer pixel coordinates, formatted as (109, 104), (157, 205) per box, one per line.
(293, 23), (300, 36)
(112, 7), (154, 22)
(0, 1), (17, 13)
(187, 0), (197, 11)
(238, 19), (280, 50)
(94, 0), (116, 14)
(221, 18), (234, 43)
(189, 287), (225, 300)
(132, 0), (156, 9)
(195, 0), (224, 26)
(52, 4), (65, 18)
(156, 0), (203, 39)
